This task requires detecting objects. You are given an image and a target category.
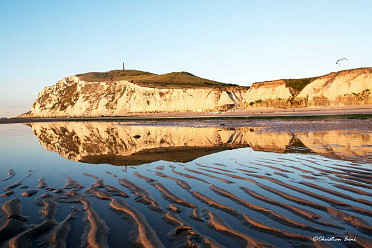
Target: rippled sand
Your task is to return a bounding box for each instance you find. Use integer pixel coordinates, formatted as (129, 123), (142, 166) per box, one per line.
(1, 155), (371, 247)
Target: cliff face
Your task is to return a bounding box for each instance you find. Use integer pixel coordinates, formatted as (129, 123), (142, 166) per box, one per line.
(296, 67), (372, 105)
(30, 68), (372, 117)
(240, 67), (372, 108)
(31, 72), (248, 117)
(241, 80), (292, 107)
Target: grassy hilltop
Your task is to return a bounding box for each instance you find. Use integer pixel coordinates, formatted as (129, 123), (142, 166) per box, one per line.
(77, 70), (241, 89)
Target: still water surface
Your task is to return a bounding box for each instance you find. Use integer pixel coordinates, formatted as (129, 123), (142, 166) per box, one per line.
(0, 121), (371, 247)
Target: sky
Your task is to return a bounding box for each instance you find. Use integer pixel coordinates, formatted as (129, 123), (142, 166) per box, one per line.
(0, 0), (371, 117)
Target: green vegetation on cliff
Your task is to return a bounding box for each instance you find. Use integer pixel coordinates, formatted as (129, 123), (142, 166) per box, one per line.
(283, 77), (317, 96)
(77, 70), (241, 89)
(77, 70), (154, 82)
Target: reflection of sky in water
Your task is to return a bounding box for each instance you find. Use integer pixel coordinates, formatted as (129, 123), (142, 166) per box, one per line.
(0, 123), (371, 248)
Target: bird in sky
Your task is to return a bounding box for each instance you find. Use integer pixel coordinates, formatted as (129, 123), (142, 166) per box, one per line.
(336, 58), (348, 66)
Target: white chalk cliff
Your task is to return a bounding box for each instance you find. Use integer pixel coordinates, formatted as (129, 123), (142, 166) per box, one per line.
(297, 68), (372, 103)
(240, 67), (372, 107)
(30, 68), (372, 117)
(31, 71), (248, 117)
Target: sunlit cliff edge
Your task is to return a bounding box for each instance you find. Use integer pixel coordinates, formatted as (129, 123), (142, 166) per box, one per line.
(28, 67), (372, 117)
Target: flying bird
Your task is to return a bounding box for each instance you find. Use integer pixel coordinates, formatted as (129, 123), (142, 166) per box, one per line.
(336, 58), (348, 66)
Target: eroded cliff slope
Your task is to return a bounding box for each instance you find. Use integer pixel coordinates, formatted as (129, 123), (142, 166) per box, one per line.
(30, 67), (372, 117)
(31, 70), (248, 117)
(241, 67), (372, 108)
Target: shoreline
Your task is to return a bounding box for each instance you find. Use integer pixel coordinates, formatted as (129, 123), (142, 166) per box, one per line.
(1, 105), (372, 124)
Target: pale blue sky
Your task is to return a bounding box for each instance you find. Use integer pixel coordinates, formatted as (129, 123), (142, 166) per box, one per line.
(1, 0), (371, 117)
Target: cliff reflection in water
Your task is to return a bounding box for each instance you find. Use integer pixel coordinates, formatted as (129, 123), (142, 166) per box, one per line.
(28, 122), (371, 165)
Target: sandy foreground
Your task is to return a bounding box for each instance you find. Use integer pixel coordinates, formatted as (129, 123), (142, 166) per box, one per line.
(1, 105), (372, 124)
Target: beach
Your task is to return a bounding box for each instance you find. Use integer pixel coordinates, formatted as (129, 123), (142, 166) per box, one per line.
(1, 105), (372, 124)
(0, 118), (371, 247)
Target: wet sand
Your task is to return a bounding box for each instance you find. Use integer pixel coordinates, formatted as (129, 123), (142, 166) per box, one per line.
(1, 159), (371, 247)
(1, 121), (371, 247)
(2, 105), (372, 124)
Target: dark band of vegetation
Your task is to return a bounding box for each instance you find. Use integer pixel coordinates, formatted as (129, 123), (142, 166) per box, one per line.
(59, 114), (372, 122)
(283, 77), (317, 96)
(2, 113), (371, 124)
